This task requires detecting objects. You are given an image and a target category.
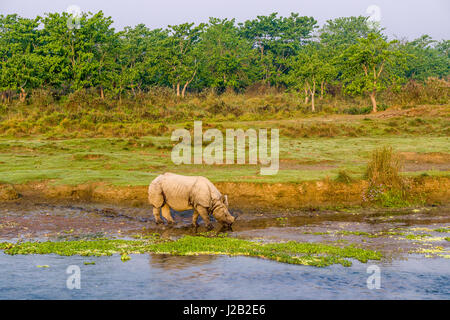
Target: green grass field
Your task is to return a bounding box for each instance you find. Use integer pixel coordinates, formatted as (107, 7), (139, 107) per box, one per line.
(1, 104), (448, 187)
(1, 133), (448, 186)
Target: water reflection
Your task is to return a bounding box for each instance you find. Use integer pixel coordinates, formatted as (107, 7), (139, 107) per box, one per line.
(149, 254), (218, 271)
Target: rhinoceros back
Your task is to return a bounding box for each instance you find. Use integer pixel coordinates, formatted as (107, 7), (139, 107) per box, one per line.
(148, 173), (221, 211)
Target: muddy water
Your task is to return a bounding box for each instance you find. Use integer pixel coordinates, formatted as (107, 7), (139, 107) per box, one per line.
(0, 200), (449, 299)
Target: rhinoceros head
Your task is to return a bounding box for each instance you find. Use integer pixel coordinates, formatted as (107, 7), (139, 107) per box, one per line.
(211, 195), (235, 228)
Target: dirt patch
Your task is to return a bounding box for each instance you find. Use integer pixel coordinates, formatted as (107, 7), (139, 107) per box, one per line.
(279, 159), (337, 170)
(399, 152), (450, 172)
(399, 152), (450, 164)
(367, 105), (450, 119)
(72, 153), (108, 160)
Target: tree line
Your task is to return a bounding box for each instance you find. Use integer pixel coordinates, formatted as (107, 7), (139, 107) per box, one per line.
(0, 11), (449, 112)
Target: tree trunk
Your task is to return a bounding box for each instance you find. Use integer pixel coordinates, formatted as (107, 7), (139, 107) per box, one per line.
(320, 80), (324, 100)
(304, 87), (309, 104)
(311, 80), (316, 112)
(100, 87), (104, 99)
(19, 87), (26, 103)
(370, 91), (377, 113)
(181, 82), (188, 98)
(176, 83), (180, 97)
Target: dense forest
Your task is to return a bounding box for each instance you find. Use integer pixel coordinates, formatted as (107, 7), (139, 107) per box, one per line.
(0, 11), (449, 113)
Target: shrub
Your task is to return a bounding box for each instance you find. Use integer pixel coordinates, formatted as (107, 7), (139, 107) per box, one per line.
(363, 147), (410, 206)
(365, 147), (404, 189)
(343, 106), (372, 115)
(335, 170), (354, 184)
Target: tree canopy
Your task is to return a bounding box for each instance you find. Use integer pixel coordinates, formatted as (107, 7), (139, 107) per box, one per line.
(0, 11), (448, 111)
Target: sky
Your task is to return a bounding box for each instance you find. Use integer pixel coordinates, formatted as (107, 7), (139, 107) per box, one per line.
(1, 0), (449, 41)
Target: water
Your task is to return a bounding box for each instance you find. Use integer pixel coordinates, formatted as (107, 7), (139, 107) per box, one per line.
(1, 201), (449, 299)
(1, 253), (449, 299)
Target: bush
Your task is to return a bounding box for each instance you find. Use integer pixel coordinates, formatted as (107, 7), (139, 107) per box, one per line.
(335, 170), (354, 184)
(365, 147), (404, 188)
(343, 106), (372, 115)
(363, 147), (410, 206)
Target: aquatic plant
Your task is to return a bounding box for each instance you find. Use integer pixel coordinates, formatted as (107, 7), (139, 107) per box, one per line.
(434, 228), (450, 233)
(336, 231), (371, 237)
(0, 236), (382, 268)
(404, 234), (433, 240)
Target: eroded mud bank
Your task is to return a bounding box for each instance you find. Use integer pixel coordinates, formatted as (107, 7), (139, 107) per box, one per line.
(2, 176), (449, 209)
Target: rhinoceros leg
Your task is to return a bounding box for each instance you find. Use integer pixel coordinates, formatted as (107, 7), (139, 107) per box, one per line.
(152, 207), (163, 224)
(196, 206), (213, 230)
(192, 210), (199, 227)
(161, 204), (174, 224)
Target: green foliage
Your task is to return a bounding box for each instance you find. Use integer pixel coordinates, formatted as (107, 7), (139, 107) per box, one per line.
(343, 106), (372, 115)
(377, 189), (410, 207)
(319, 16), (383, 49)
(339, 33), (409, 112)
(401, 35), (450, 81)
(1, 11), (446, 103)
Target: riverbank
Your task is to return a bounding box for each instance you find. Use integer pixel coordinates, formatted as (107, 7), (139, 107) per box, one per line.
(2, 175), (450, 209)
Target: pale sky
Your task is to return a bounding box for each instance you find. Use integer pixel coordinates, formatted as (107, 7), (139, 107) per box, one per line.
(1, 0), (449, 41)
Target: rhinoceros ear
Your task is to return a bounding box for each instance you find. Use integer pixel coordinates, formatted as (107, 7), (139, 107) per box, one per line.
(222, 195), (229, 207)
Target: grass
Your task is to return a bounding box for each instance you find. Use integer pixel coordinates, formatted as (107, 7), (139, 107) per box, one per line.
(363, 146), (413, 207)
(365, 146), (404, 189)
(0, 135), (448, 186)
(0, 235), (382, 267)
(1, 87), (449, 138)
(0, 104), (448, 208)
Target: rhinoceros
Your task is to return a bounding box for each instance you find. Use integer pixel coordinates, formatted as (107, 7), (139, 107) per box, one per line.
(148, 173), (235, 229)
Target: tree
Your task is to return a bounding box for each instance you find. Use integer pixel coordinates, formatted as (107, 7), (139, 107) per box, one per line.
(239, 12), (317, 85)
(197, 18), (254, 91)
(399, 35), (450, 81)
(38, 11), (115, 94)
(0, 11), (448, 104)
(158, 23), (205, 97)
(319, 16), (383, 50)
(0, 14), (43, 102)
(339, 33), (407, 113)
(287, 44), (334, 111)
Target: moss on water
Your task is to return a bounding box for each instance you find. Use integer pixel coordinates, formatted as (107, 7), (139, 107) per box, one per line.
(434, 228), (450, 233)
(336, 231), (372, 237)
(0, 236), (382, 268)
(404, 234), (433, 240)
